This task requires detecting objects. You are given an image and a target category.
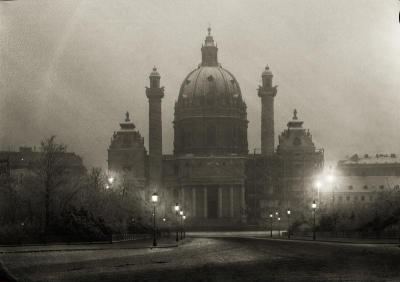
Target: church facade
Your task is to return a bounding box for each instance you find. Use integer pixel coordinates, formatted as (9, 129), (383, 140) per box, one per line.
(108, 28), (324, 228)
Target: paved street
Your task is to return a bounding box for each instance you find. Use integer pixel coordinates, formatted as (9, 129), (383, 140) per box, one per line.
(1, 235), (400, 282)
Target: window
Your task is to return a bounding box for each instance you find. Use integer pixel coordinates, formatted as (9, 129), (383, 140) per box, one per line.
(185, 131), (192, 147)
(379, 185), (384, 190)
(181, 130), (185, 148)
(123, 166), (131, 171)
(348, 185), (353, 190)
(339, 196), (343, 202)
(123, 135), (131, 147)
(363, 185), (368, 190)
(346, 196), (350, 201)
(207, 125), (216, 146)
(293, 137), (301, 146)
(361, 195), (365, 201)
(369, 195), (373, 201)
(354, 196), (358, 201)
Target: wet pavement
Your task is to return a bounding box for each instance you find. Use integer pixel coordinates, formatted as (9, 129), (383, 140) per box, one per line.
(1, 235), (400, 281)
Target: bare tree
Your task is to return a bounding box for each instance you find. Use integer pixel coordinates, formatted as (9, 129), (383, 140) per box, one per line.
(36, 136), (67, 235)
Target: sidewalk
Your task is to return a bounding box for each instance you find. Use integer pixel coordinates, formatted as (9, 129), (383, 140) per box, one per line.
(287, 235), (400, 244)
(188, 231), (400, 245)
(0, 236), (182, 254)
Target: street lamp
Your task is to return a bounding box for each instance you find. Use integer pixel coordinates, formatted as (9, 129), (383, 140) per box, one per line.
(277, 217), (281, 237)
(287, 209), (291, 239)
(269, 213), (273, 238)
(151, 192), (159, 247)
(108, 176), (114, 184)
(312, 200), (317, 241)
(182, 215), (186, 238)
(179, 210), (184, 240)
(174, 203), (180, 242)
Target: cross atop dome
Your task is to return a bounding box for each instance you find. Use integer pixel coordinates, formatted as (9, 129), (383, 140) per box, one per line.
(204, 26), (215, 47)
(202, 26), (218, 66)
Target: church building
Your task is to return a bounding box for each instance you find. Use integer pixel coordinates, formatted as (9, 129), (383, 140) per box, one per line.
(107, 28), (324, 228)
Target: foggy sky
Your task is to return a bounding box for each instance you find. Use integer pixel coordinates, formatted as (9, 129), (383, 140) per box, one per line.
(1, 0), (400, 169)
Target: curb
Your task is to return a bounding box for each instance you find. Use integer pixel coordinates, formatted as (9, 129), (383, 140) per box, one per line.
(149, 244), (179, 249)
(0, 242), (181, 254)
(250, 236), (400, 245)
(0, 260), (17, 282)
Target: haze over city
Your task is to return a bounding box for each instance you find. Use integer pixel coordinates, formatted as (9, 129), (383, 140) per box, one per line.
(1, 0), (400, 168)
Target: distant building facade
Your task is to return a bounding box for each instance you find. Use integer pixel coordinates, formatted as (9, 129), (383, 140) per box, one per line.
(330, 154), (400, 208)
(0, 146), (85, 182)
(108, 28), (325, 228)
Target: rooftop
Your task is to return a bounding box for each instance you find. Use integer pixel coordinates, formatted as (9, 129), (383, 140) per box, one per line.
(339, 153), (400, 165)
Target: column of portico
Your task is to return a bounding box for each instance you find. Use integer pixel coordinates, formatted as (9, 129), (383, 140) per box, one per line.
(241, 185), (245, 213)
(192, 188), (196, 217)
(181, 187), (185, 211)
(230, 186), (234, 218)
(218, 186), (223, 218)
(204, 186), (208, 218)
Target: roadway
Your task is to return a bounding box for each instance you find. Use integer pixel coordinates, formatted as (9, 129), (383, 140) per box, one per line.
(1, 234), (400, 281)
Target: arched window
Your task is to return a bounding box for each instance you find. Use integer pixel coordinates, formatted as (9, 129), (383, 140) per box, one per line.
(181, 129), (185, 148)
(185, 131), (192, 147)
(207, 125), (216, 146)
(238, 126), (243, 145)
(232, 126), (237, 145)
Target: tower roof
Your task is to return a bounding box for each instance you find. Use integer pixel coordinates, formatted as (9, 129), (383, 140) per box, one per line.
(262, 65), (273, 77)
(149, 66), (160, 78)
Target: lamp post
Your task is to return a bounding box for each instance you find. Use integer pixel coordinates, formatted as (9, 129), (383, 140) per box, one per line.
(269, 213), (273, 238)
(174, 203), (180, 242)
(179, 210), (184, 240)
(312, 200), (317, 241)
(131, 217), (135, 239)
(287, 209), (291, 239)
(277, 217), (281, 237)
(151, 192), (159, 247)
(182, 215), (186, 238)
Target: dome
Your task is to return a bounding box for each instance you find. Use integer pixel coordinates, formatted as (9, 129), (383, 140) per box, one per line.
(179, 66), (242, 101)
(173, 28), (248, 156)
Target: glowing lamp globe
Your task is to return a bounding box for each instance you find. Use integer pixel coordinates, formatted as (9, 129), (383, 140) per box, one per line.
(151, 193), (159, 203)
